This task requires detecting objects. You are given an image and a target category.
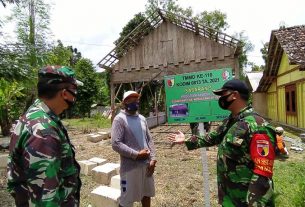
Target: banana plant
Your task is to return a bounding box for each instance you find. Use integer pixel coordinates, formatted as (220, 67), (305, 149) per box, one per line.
(0, 78), (24, 136)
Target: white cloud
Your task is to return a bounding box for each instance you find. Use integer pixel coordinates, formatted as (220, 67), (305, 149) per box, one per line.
(2, 0), (305, 68)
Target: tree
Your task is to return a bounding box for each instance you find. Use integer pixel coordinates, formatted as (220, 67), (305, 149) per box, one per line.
(234, 31), (254, 79)
(73, 58), (99, 118)
(260, 42), (269, 65)
(194, 10), (228, 39)
(0, 0), (18, 7)
(114, 12), (152, 58)
(7, 0), (52, 67)
(0, 79), (24, 136)
(46, 40), (73, 66)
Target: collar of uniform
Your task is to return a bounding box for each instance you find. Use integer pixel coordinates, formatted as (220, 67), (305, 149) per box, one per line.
(121, 109), (139, 117)
(236, 105), (253, 119)
(34, 99), (61, 122)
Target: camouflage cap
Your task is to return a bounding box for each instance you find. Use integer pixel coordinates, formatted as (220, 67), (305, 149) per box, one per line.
(38, 65), (83, 86)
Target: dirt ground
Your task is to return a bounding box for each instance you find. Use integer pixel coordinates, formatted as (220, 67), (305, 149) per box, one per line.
(1, 124), (304, 207)
(73, 124), (219, 207)
(0, 124), (219, 207)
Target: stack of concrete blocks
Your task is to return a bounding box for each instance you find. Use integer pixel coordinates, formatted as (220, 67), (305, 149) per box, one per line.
(78, 157), (107, 175)
(87, 130), (111, 143)
(92, 163), (120, 185)
(90, 185), (120, 207)
(90, 163), (121, 207)
(0, 153), (8, 176)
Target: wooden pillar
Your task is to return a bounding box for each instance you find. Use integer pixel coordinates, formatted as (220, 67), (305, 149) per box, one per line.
(234, 58), (240, 79)
(110, 81), (115, 123)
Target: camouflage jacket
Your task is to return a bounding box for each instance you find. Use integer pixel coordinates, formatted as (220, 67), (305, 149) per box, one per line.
(7, 99), (81, 207)
(185, 106), (275, 207)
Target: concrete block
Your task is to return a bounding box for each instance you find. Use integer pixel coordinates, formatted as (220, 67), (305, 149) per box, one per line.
(87, 134), (103, 143)
(0, 154), (8, 168)
(110, 174), (120, 190)
(90, 185), (120, 207)
(92, 163), (120, 185)
(97, 131), (110, 140)
(88, 157), (107, 166)
(78, 160), (97, 175)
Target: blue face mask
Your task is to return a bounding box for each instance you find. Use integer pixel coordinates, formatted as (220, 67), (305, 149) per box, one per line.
(126, 102), (139, 111)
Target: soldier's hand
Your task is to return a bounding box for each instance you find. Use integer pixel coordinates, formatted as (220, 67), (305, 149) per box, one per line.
(137, 149), (150, 160)
(168, 130), (186, 144)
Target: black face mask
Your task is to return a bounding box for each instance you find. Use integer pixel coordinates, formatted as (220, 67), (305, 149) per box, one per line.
(218, 93), (235, 110)
(64, 89), (77, 109)
(125, 102), (139, 112)
(64, 99), (76, 109)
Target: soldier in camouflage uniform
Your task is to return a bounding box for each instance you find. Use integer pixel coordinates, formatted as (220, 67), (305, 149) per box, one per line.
(170, 79), (275, 207)
(7, 66), (83, 207)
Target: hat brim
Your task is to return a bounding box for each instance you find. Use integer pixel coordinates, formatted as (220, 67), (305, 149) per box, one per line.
(212, 88), (227, 96)
(123, 93), (140, 102)
(76, 80), (84, 86)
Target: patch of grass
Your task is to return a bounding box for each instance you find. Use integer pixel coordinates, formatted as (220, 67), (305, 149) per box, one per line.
(63, 114), (111, 132)
(274, 156), (305, 207)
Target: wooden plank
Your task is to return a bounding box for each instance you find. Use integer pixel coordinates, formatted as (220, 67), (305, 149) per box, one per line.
(160, 22), (168, 67)
(224, 45), (232, 57)
(134, 42), (140, 70)
(183, 29), (195, 64)
(177, 26), (184, 63)
(142, 36), (148, 68)
(126, 51), (132, 72)
(166, 22), (174, 65)
(194, 35), (201, 63)
(112, 58), (236, 83)
(170, 23), (179, 65)
(206, 39), (212, 62)
(152, 26), (161, 68)
(119, 57), (124, 73)
(212, 41), (219, 58)
(199, 37), (207, 60)
(130, 49), (136, 70)
(218, 45), (225, 60)
(147, 29), (153, 67)
(114, 62), (119, 72)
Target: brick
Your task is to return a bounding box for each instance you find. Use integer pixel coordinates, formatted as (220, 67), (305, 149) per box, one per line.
(88, 157), (107, 166)
(87, 134), (103, 143)
(78, 160), (97, 175)
(97, 131), (110, 140)
(110, 174), (120, 190)
(90, 185), (120, 207)
(92, 163), (120, 185)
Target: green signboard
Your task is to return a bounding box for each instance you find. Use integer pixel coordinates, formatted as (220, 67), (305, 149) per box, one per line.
(164, 68), (233, 123)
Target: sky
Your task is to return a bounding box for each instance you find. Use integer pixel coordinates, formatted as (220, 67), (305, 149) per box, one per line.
(1, 0), (305, 72)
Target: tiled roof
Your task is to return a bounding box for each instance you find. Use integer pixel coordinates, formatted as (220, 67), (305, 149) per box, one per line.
(256, 25), (305, 92)
(274, 25), (305, 69)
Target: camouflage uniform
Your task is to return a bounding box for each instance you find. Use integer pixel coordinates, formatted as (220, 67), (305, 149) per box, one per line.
(185, 106), (275, 207)
(7, 66), (82, 207)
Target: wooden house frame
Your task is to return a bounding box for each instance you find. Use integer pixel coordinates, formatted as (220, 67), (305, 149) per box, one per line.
(98, 9), (240, 119)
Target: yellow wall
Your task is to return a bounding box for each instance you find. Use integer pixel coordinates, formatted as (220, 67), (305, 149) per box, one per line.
(277, 53), (297, 75)
(277, 87), (285, 123)
(267, 92), (278, 121)
(264, 52), (305, 128)
(297, 82), (305, 128)
(277, 53), (302, 86)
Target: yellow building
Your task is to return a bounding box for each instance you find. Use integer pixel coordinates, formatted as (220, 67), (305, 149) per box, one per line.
(256, 25), (305, 129)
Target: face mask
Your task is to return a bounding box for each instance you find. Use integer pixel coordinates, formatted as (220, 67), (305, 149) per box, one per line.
(125, 102), (139, 111)
(64, 89), (77, 109)
(218, 93), (235, 110)
(64, 99), (76, 109)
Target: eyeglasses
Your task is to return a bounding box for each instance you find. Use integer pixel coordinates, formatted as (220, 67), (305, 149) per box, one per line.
(66, 88), (77, 97)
